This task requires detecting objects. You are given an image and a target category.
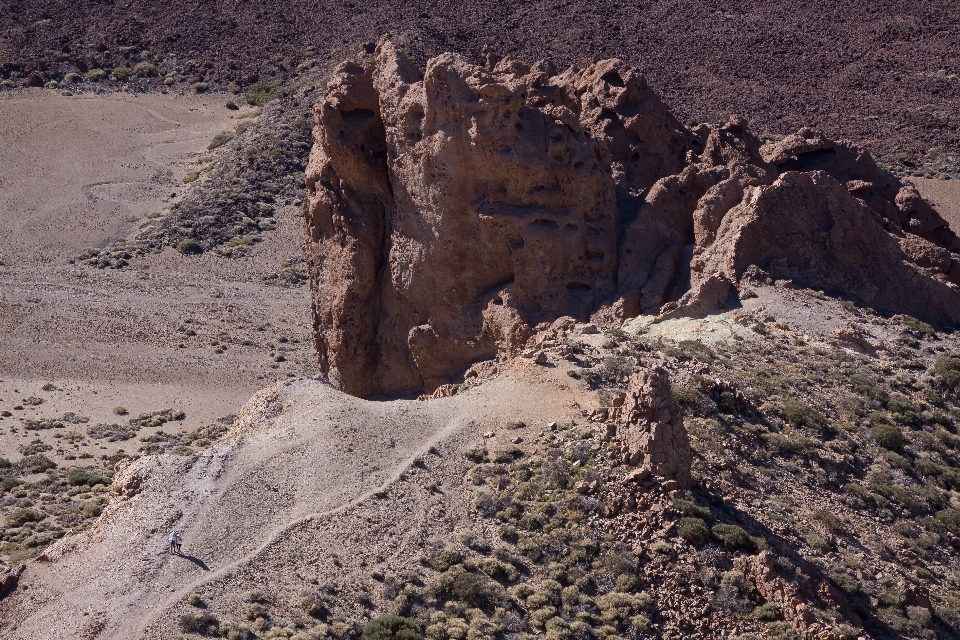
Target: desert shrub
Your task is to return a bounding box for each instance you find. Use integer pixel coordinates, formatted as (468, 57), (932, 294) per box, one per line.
(935, 508), (960, 535)
(19, 454), (56, 473)
(133, 62), (157, 77)
(712, 524), (755, 552)
(465, 448), (488, 463)
(540, 452), (569, 489)
(187, 593), (204, 607)
(0, 477), (23, 493)
(7, 508), (44, 526)
(113, 406), (128, 415)
(779, 399), (825, 429)
(871, 423), (903, 452)
(829, 572), (861, 595)
(933, 356), (960, 387)
(208, 131), (236, 150)
(84, 68), (106, 81)
(902, 316), (936, 338)
(428, 565), (498, 607)
(429, 548), (463, 571)
(753, 603), (781, 621)
(180, 611), (219, 634)
(763, 433), (821, 457)
(674, 497), (711, 521)
(112, 66), (135, 81)
(0, 457), (10, 468)
(246, 82), (281, 107)
(301, 594), (329, 619)
(68, 468), (108, 487)
(177, 238), (203, 255)
(491, 446), (523, 464)
(678, 517), (710, 546)
(191, 82), (208, 93)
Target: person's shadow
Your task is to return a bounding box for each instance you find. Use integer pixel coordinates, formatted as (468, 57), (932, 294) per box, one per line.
(176, 554), (209, 571)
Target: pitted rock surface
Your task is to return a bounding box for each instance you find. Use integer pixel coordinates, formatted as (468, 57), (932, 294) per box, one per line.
(305, 42), (960, 397)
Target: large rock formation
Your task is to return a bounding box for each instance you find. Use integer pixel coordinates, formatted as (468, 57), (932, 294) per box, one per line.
(304, 41), (960, 397)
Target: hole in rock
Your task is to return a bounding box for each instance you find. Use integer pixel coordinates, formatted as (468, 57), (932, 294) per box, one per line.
(601, 70), (625, 87)
(567, 282), (593, 292)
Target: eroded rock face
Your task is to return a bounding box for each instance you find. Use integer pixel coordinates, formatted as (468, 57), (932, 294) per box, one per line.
(305, 42), (960, 397)
(617, 365), (691, 489)
(305, 41), (691, 396)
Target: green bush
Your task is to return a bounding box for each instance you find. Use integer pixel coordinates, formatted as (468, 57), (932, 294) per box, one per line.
(712, 524), (755, 552)
(208, 131), (235, 150)
(674, 498), (711, 521)
(84, 68), (106, 81)
(871, 423), (903, 452)
(902, 316), (936, 338)
(68, 468), (108, 487)
(112, 66), (135, 81)
(133, 62), (157, 77)
(935, 508), (960, 535)
(176, 238), (203, 255)
(8, 508), (44, 526)
(363, 614), (423, 640)
(753, 602), (781, 620)
(933, 357), (960, 387)
(678, 517), (710, 546)
(829, 571), (861, 595)
(779, 398), (825, 429)
(246, 81), (281, 107)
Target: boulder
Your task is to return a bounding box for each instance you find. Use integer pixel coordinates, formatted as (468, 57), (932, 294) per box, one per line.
(618, 365), (691, 489)
(0, 563), (25, 600)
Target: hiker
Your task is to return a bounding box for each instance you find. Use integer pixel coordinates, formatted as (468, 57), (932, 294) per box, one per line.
(168, 531), (177, 555)
(175, 532), (183, 555)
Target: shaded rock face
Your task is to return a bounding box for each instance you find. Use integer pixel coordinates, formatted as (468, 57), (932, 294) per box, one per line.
(305, 42), (960, 397)
(617, 366), (691, 490)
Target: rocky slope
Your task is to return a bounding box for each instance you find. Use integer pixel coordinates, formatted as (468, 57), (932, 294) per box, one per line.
(2, 1), (958, 173)
(304, 42), (960, 398)
(3, 288), (960, 640)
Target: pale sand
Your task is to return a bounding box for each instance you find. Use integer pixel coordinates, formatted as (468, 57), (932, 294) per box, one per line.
(0, 89), (313, 464)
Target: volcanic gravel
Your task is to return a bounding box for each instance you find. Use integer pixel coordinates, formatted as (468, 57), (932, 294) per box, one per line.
(2, 1), (958, 166)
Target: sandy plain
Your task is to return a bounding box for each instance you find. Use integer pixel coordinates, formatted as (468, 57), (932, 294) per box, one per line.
(0, 89), (314, 465)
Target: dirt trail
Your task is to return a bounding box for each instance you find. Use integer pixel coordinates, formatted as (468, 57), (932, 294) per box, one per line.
(0, 365), (588, 639)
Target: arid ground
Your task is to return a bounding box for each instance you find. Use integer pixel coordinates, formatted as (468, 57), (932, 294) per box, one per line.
(0, 89), (314, 467)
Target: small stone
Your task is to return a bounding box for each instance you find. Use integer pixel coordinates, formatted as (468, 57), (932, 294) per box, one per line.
(626, 468), (650, 483)
(547, 421), (558, 430)
(482, 431), (494, 438)
(225, 102), (239, 110)
(510, 436), (522, 444)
